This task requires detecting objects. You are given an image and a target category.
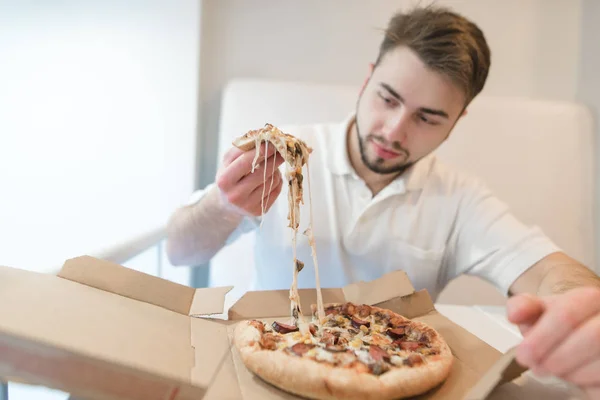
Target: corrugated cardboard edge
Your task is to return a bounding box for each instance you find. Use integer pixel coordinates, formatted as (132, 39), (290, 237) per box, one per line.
(463, 347), (528, 400)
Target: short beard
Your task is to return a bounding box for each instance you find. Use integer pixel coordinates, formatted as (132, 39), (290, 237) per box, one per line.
(356, 122), (414, 175)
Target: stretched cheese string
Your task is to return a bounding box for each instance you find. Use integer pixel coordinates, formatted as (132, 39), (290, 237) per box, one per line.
(305, 160), (325, 323)
(262, 141), (277, 229)
(259, 139), (268, 228)
(289, 166), (303, 326)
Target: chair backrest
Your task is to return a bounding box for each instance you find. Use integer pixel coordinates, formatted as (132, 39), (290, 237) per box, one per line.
(209, 78), (595, 305)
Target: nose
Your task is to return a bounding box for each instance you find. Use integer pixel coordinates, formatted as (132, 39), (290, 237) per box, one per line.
(382, 110), (410, 144)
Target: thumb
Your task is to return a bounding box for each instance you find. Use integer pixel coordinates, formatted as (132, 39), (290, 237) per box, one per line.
(506, 293), (545, 335)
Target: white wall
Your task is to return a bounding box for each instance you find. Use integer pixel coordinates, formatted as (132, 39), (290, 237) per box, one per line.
(577, 0), (600, 264)
(197, 0), (583, 184)
(0, 0), (201, 273)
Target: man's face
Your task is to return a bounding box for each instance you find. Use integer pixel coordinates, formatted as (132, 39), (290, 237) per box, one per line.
(355, 46), (467, 174)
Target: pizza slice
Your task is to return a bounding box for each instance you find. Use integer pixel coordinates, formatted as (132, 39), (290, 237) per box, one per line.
(232, 124), (326, 326)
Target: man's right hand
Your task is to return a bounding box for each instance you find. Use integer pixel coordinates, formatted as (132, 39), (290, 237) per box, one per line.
(215, 143), (285, 217)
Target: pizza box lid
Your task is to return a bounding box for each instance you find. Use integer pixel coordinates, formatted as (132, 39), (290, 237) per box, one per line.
(0, 255), (565, 400)
(0, 255), (234, 400)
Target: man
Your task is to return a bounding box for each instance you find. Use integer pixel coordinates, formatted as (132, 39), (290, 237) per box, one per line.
(166, 6), (600, 397)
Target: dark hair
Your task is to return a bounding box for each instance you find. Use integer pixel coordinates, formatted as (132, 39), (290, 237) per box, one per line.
(375, 5), (491, 105)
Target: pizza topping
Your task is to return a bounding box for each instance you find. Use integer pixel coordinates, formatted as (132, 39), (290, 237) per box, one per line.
(324, 305), (340, 316)
(370, 333), (393, 347)
(404, 353), (424, 367)
(341, 303), (356, 316)
(249, 320), (265, 333)
(351, 316), (371, 330)
(355, 304), (372, 318)
(368, 344), (391, 362)
(259, 333), (281, 350)
(308, 323), (317, 336)
(324, 345), (347, 353)
(374, 311), (391, 324)
(272, 321), (299, 334)
(389, 316), (408, 328)
(290, 343), (316, 356)
(295, 259), (304, 273)
(386, 327), (406, 339)
(396, 341), (423, 351)
(320, 330), (337, 346)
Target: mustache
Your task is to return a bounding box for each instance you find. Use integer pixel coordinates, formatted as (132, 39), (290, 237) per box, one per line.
(366, 135), (409, 157)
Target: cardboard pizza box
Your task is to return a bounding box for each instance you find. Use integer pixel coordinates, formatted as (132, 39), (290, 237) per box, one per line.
(0, 255), (566, 400)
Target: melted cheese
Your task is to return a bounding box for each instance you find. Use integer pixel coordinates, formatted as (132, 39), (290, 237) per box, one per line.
(314, 348), (336, 363)
(305, 161), (325, 322)
(355, 349), (373, 365)
(250, 125), (325, 328)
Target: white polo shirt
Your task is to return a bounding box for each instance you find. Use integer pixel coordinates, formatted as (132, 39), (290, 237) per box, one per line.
(191, 115), (560, 300)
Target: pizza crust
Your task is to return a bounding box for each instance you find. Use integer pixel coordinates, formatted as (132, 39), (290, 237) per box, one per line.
(234, 319), (453, 400)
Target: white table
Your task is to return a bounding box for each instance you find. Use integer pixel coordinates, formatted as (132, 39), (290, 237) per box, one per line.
(4, 305), (584, 399)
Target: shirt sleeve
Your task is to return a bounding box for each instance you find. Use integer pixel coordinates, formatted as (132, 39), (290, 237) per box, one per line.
(186, 183), (262, 246)
(443, 179), (562, 296)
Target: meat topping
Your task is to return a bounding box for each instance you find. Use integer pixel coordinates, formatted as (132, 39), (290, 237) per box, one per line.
(386, 327), (406, 339)
(351, 316), (370, 329)
(369, 344), (391, 362)
(355, 304), (372, 318)
(395, 341), (422, 351)
(290, 343), (315, 356)
(272, 321), (299, 334)
(403, 354), (424, 366)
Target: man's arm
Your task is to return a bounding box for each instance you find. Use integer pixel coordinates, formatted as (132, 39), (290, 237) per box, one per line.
(166, 144), (284, 266)
(166, 185), (244, 266)
(509, 251), (600, 296)
(507, 252), (600, 399)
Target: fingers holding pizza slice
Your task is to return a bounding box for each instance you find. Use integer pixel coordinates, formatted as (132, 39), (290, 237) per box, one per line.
(233, 302), (453, 400)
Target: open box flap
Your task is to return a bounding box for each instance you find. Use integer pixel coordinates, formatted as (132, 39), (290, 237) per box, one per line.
(190, 286), (234, 317)
(463, 347), (528, 400)
(342, 270), (415, 304)
(0, 264), (194, 386)
(59, 256), (232, 317)
(58, 256), (196, 315)
(0, 329), (204, 400)
(228, 270), (420, 320)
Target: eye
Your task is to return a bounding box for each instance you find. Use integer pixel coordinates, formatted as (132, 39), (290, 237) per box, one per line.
(377, 92), (396, 107)
(418, 114), (439, 126)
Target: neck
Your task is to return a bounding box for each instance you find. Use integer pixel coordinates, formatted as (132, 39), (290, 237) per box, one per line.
(347, 119), (401, 196)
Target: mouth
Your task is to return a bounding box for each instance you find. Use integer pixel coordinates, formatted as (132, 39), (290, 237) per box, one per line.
(370, 140), (403, 160)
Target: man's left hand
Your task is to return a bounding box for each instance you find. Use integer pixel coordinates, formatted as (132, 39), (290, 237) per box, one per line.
(507, 287), (600, 398)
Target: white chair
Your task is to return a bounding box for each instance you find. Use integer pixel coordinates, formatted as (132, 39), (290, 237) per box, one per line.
(208, 78), (595, 307)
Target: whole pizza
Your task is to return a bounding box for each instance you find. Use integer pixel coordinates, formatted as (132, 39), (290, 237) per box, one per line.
(233, 302), (453, 400)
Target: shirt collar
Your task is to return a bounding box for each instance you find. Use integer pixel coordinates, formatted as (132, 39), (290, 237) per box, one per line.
(326, 113), (433, 193)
